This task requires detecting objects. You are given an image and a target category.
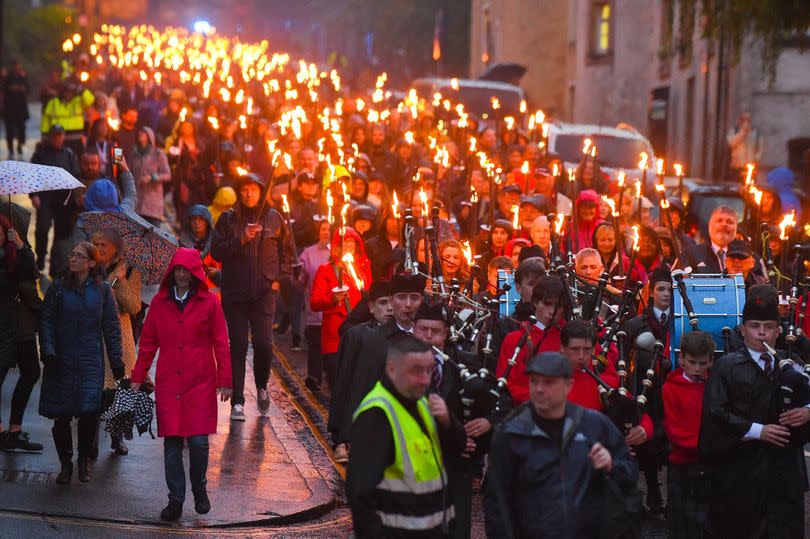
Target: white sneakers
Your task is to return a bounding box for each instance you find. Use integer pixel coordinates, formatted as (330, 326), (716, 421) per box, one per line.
(230, 404), (246, 421)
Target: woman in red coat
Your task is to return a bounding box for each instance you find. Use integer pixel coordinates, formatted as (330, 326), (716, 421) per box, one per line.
(131, 247), (232, 522)
(309, 227), (371, 391)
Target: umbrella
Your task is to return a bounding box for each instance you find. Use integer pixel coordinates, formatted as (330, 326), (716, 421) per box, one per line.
(80, 210), (179, 285)
(0, 160), (84, 195)
(100, 385), (155, 440)
(479, 62), (527, 84)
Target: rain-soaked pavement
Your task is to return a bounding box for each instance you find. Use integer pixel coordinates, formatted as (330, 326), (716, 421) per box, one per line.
(0, 341), (344, 536)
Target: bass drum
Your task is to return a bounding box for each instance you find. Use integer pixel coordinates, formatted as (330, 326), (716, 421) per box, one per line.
(671, 273), (746, 366)
(497, 269), (519, 316)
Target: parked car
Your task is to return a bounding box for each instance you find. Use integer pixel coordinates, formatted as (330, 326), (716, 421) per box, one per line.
(547, 122), (656, 181)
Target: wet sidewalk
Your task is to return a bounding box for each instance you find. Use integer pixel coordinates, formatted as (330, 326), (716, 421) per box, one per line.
(0, 367), (335, 527)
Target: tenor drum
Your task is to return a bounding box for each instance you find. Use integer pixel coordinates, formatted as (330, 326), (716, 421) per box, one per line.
(671, 273), (746, 366)
(497, 269), (519, 316)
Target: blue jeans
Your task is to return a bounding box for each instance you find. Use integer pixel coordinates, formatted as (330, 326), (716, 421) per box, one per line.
(164, 435), (208, 503)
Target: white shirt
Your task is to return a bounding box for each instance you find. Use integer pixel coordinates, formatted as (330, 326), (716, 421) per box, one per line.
(653, 307), (667, 322)
(173, 286), (190, 302)
(534, 320), (547, 332)
(396, 321), (414, 334)
(711, 242), (728, 270)
(743, 348), (776, 441)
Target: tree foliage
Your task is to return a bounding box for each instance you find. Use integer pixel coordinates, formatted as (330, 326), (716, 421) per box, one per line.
(684, 0), (810, 73)
(3, 4), (78, 83)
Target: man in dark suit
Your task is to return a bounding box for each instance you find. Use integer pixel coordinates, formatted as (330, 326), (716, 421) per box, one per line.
(677, 206), (738, 274)
(413, 300), (475, 539)
(328, 281), (393, 461)
(327, 273), (425, 462)
(699, 284), (810, 538)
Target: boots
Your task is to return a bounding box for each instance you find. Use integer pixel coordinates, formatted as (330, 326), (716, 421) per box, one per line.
(78, 457), (93, 482)
(55, 462), (73, 484)
(52, 421), (74, 484)
(111, 435), (129, 456)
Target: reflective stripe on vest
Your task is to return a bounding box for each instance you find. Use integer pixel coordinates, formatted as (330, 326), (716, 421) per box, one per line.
(378, 505), (457, 531)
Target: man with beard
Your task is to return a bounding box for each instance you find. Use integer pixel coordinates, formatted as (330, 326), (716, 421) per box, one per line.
(328, 281), (394, 463)
(678, 206), (738, 274)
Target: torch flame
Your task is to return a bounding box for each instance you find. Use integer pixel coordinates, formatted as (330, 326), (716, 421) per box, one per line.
(779, 211), (796, 240)
(404, 131), (415, 145)
(511, 204), (520, 230)
(749, 185), (763, 206)
(638, 152), (649, 169)
(341, 252), (364, 291)
(520, 161), (529, 175)
(552, 163), (559, 177)
(207, 116), (219, 130)
(490, 97), (500, 110)
(470, 187), (478, 204)
(567, 168), (575, 183)
(450, 78), (459, 90)
(419, 187), (429, 218)
(630, 225), (640, 252)
(656, 158), (664, 175)
(235, 166), (249, 176)
(634, 180), (642, 199)
(392, 191), (401, 219)
(582, 138), (592, 155)
(554, 213), (565, 235)
(461, 240), (473, 267)
(281, 194), (290, 214)
(617, 171), (626, 187)
(602, 196), (618, 217)
(745, 163), (755, 186)
(673, 163), (683, 177)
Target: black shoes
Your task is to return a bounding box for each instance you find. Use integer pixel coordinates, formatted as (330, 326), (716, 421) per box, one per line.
(55, 462), (73, 484)
(194, 492), (211, 514)
(111, 436), (129, 456)
(160, 500), (183, 521)
(78, 457), (93, 482)
(1, 431), (44, 452)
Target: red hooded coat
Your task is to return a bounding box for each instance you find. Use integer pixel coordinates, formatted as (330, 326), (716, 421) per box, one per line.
(131, 247), (232, 437)
(309, 227), (372, 354)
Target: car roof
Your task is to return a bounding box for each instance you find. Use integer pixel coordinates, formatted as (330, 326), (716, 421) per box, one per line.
(410, 77), (524, 94)
(549, 122), (647, 141)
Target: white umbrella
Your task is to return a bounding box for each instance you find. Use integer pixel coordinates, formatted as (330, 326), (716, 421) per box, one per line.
(0, 160), (84, 195)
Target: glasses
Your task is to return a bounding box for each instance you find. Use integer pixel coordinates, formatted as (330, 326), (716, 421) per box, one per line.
(69, 251), (89, 260)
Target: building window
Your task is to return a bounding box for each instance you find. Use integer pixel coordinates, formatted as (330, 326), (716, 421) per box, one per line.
(590, 2), (612, 57)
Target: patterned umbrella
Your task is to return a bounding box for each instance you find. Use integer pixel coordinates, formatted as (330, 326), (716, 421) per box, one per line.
(0, 160), (84, 194)
(81, 210), (179, 285)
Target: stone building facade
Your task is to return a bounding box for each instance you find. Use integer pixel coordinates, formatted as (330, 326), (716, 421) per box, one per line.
(471, 0), (810, 179)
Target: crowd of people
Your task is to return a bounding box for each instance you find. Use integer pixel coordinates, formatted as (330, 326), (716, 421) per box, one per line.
(1, 25), (809, 537)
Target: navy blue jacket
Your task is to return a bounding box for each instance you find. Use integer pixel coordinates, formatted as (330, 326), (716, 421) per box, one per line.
(38, 276), (123, 418)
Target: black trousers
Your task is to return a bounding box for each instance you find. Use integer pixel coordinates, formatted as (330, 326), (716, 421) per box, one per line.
(305, 325), (322, 381)
(323, 352), (339, 392)
(52, 414), (99, 462)
(4, 118), (26, 153)
(0, 340), (40, 426)
(223, 291), (276, 406)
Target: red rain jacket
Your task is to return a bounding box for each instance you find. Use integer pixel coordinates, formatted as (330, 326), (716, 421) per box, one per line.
(662, 368), (706, 465)
(132, 247), (231, 437)
(309, 227), (372, 354)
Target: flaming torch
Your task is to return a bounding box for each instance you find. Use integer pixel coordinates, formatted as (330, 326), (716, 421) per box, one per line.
(281, 194), (302, 276)
(341, 252), (364, 291)
(625, 225), (641, 286)
(778, 210), (797, 293)
(511, 204), (520, 235)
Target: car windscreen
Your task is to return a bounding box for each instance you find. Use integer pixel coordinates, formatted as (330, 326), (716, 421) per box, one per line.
(553, 134), (650, 168)
(690, 195), (746, 230)
(412, 83), (523, 117)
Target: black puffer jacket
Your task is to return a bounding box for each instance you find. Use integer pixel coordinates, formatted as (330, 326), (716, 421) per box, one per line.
(211, 202), (294, 303)
(38, 276), (123, 418)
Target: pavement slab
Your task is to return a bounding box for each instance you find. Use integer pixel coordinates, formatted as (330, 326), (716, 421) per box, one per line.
(0, 365), (335, 528)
